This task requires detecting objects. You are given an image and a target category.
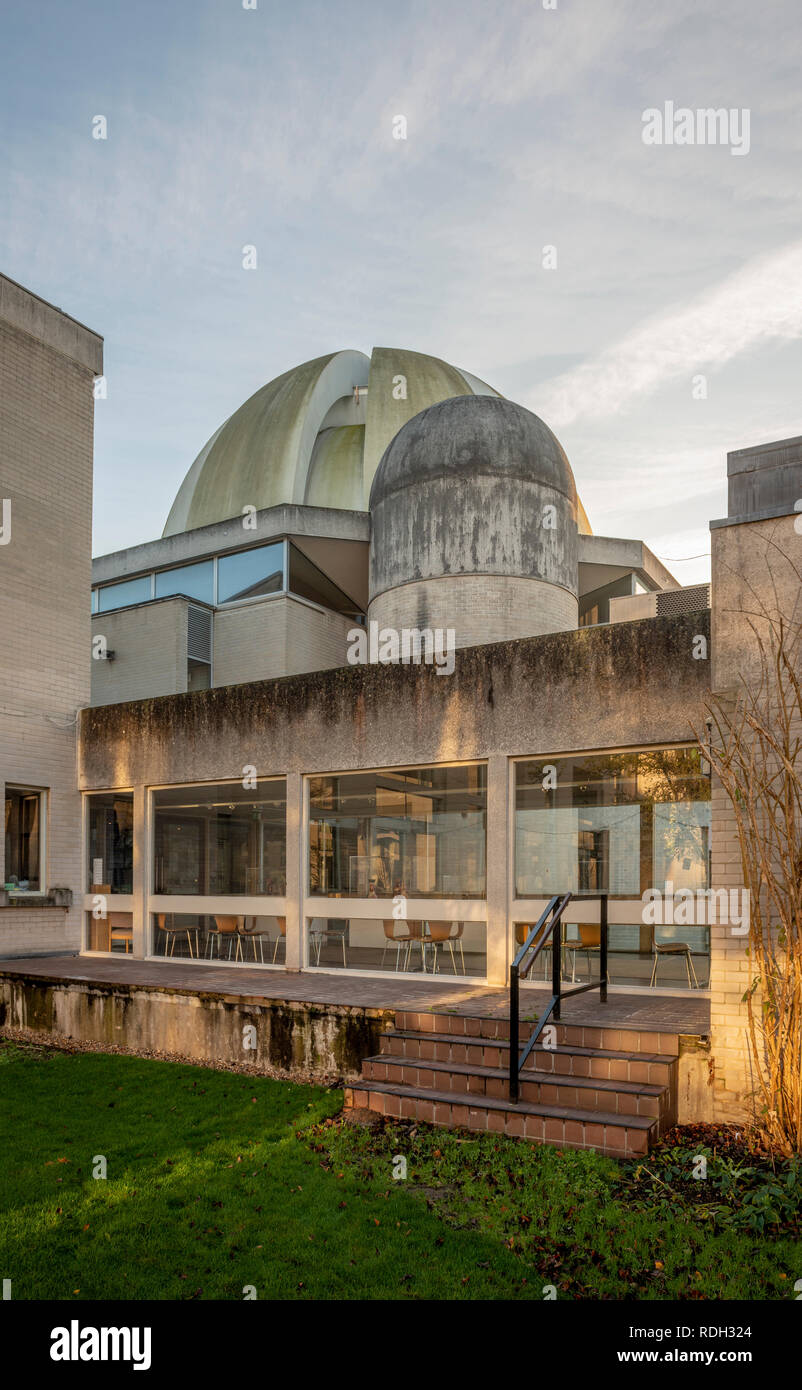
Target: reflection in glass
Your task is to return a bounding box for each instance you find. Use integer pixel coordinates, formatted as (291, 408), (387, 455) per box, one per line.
(515, 749), (710, 898)
(155, 561), (214, 604)
(218, 543), (284, 603)
(97, 576), (151, 611)
(87, 792), (134, 893)
(153, 780), (286, 895)
(4, 788), (41, 891)
(308, 765), (487, 899)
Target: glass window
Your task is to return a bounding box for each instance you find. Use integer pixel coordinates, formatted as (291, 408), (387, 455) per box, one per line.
(218, 543), (284, 603)
(515, 748), (711, 898)
(305, 914), (486, 978)
(153, 780), (286, 895)
(97, 576), (151, 611)
(4, 787), (43, 891)
(91, 589), (98, 613)
(309, 764), (486, 898)
(155, 561), (214, 604)
(87, 792), (134, 894)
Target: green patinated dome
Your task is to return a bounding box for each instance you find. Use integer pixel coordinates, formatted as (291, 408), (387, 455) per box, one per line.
(163, 347), (501, 536)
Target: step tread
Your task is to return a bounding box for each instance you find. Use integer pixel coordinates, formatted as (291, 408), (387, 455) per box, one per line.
(367, 1055), (665, 1097)
(348, 1078), (656, 1131)
(385, 1029), (676, 1065)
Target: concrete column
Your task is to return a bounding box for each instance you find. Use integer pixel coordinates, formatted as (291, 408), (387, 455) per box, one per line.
(132, 785), (147, 957)
(485, 754), (510, 987)
(284, 772), (303, 970)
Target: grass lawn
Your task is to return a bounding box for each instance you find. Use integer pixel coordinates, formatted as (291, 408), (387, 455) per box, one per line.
(1, 1039), (799, 1300)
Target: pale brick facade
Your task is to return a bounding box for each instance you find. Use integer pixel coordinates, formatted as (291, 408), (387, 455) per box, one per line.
(215, 594), (352, 684)
(0, 274), (102, 956)
(708, 510), (800, 1122)
(369, 574), (578, 649)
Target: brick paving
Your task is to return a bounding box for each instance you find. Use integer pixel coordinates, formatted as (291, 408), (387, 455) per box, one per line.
(0, 953), (710, 1034)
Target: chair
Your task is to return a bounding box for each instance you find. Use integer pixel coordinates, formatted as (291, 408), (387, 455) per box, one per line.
(156, 912), (199, 957)
(272, 916), (287, 964)
(381, 918), (413, 971)
(572, 923), (608, 985)
(426, 920), (465, 975)
(207, 915), (243, 961)
(239, 915), (274, 964)
(109, 911), (133, 954)
(401, 920), (427, 972)
(515, 921), (575, 981)
(650, 925), (700, 988)
(309, 918), (347, 967)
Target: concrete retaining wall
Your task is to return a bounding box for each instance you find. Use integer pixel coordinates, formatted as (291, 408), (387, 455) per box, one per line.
(0, 972), (390, 1080)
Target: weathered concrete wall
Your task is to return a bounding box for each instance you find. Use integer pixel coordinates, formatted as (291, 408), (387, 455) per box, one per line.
(79, 612), (711, 788)
(0, 971), (389, 1079)
(711, 513), (800, 693)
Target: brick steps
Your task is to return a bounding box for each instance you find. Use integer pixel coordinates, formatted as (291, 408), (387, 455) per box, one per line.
(344, 1078), (655, 1157)
(343, 1007), (679, 1156)
(362, 1055), (669, 1120)
(384, 1029), (676, 1086)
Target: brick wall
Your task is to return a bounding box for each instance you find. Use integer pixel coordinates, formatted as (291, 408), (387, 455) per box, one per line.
(368, 574), (578, 649)
(0, 275), (101, 957)
(91, 599), (189, 705)
(214, 594), (352, 684)
(708, 511), (800, 1121)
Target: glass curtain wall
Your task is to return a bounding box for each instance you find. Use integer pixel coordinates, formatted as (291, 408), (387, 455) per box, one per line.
(515, 748), (711, 988)
(307, 764), (487, 976)
(150, 779), (287, 963)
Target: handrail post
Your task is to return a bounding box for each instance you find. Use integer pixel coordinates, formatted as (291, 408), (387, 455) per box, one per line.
(600, 893), (608, 1003)
(509, 961), (519, 1101)
(552, 904), (561, 1021)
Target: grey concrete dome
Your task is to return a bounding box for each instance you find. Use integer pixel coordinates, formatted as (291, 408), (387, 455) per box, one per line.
(368, 395), (583, 648)
(369, 395), (579, 513)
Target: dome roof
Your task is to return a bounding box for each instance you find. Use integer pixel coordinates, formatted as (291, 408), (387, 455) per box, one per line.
(369, 396), (588, 530)
(163, 347), (500, 536)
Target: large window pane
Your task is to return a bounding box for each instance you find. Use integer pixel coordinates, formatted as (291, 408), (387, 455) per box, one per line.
(153, 780), (286, 895)
(218, 543), (284, 603)
(309, 764), (486, 898)
(305, 915), (487, 977)
(4, 787), (42, 891)
(515, 748), (710, 898)
(87, 792), (134, 893)
(97, 576), (151, 611)
(154, 561), (214, 604)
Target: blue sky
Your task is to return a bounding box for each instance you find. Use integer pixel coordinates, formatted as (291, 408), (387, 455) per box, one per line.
(2, 0), (801, 583)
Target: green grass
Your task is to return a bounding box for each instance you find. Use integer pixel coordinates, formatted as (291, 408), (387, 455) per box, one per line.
(1, 1039), (799, 1300)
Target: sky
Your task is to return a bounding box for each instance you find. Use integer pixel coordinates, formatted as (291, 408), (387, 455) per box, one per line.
(1, 0), (801, 585)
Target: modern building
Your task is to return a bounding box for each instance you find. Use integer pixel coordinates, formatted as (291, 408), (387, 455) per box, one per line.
(2, 275), (801, 1139)
(0, 273), (102, 956)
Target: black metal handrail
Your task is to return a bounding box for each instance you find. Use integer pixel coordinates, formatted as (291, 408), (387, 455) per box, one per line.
(508, 892), (608, 1102)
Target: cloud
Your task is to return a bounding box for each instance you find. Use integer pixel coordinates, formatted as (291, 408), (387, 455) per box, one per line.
(532, 240), (802, 426)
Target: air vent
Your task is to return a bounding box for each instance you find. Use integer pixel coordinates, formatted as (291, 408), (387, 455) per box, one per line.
(656, 584), (711, 618)
(187, 605), (212, 663)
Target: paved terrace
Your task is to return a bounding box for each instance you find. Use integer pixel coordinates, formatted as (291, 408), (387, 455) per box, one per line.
(0, 955), (710, 1034)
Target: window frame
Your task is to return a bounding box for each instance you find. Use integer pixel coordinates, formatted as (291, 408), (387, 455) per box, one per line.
(4, 784), (47, 895)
